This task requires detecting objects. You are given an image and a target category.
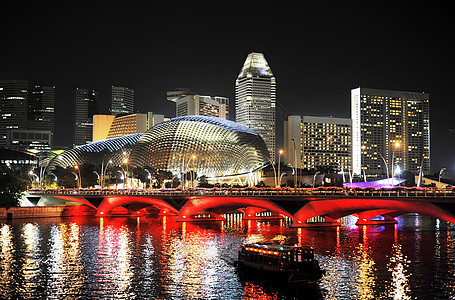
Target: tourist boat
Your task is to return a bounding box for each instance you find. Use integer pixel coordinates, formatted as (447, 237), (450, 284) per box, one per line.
(235, 243), (325, 284)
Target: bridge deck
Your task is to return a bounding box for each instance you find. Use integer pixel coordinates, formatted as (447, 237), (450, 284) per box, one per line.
(28, 188), (455, 199)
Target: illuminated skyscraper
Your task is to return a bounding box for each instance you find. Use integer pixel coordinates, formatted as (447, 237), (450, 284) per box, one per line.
(235, 52), (276, 160)
(74, 88), (99, 146)
(351, 87), (430, 176)
(110, 86), (134, 115)
(28, 85), (55, 144)
(284, 115), (352, 172)
(0, 80), (28, 146)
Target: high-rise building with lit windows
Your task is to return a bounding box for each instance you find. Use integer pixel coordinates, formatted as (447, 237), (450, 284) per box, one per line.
(351, 87), (430, 176)
(284, 115), (352, 172)
(28, 85), (55, 144)
(110, 86), (134, 115)
(167, 89), (229, 119)
(74, 88), (99, 146)
(0, 80), (28, 146)
(235, 52), (276, 161)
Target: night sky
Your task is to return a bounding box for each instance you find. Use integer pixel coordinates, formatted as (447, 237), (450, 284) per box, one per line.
(2, 3), (454, 174)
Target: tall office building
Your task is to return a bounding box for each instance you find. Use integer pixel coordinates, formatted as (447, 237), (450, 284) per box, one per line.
(284, 115), (352, 171)
(74, 88), (99, 146)
(167, 89), (229, 119)
(351, 87), (430, 176)
(0, 80), (28, 146)
(28, 85), (55, 144)
(235, 52), (276, 160)
(110, 86), (134, 115)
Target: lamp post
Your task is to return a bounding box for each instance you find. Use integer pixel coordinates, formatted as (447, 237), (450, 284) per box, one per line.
(117, 170), (124, 189)
(377, 152), (390, 183)
(264, 155), (277, 188)
(123, 157), (129, 188)
(38, 159), (50, 190)
(100, 158), (112, 189)
(312, 171), (320, 190)
(439, 168), (446, 183)
(144, 169), (152, 189)
(93, 171), (100, 186)
(277, 149), (283, 188)
(50, 173), (58, 183)
(391, 142), (400, 185)
(292, 139), (297, 188)
(74, 165), (81, 188)
(183, 155), (195, 189)
(28, 170), (35, 187)
(71, 172), (78, 187)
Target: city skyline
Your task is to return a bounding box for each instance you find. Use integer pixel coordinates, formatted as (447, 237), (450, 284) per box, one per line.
(1, 3), (453, 173)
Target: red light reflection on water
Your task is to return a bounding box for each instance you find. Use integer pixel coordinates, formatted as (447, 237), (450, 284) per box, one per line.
(1, 214), (454, 299)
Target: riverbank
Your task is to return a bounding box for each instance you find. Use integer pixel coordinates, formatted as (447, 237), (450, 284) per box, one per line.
(0, 206), (99, 220)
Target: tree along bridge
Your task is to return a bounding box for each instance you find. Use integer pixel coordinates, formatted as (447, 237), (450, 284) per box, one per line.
(26, 188), (455, 227)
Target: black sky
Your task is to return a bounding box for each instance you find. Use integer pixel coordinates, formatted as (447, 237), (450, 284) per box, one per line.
(2, 2), (454, 173)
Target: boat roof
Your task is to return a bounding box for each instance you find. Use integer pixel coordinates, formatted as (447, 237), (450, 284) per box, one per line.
(243, 243), (313, 251)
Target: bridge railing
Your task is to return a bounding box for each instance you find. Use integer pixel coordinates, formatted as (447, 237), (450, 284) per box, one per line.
(27, 187), (455, 198)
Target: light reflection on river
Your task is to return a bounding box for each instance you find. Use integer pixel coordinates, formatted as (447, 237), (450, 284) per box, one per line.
(1, 214), (455, 299)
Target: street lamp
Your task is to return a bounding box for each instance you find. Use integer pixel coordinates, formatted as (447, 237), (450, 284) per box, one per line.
(50, 173), (58, 183)
(93, 171), (100, 186)
(183, 154), (196, 189)
(439, 168), (446, 183)
(71, 172), (78, 187)
(117, 170), (124, 189)
(292, 139), (297, 188)
(28, 170), (35, 187)
(312, 171), (320, 190)
(264, 155), (277, 188)
(123, 157), (129, 188)
(100, 158), (113, 189)
(277, 149), (283, 188)
(144, 169), (152, 189)
(391, 142), (400, 184)
(74, 165), (81, 188)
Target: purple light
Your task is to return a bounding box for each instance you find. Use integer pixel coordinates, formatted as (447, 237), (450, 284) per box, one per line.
(343, 177), (406, 189)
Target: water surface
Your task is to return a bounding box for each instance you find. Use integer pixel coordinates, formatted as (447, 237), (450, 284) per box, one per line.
(1, 214), (454, 299)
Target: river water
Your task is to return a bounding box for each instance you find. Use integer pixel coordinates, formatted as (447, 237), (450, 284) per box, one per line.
(1, 214), (454, 299)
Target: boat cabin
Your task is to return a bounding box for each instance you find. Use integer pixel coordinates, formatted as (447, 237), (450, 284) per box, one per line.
(238, 243), (317, 272)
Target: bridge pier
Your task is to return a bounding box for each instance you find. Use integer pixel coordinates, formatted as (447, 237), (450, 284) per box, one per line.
(240, 207), (283, 220)
(291, 215), (341, 228)
(355, 211), (398, 226)
(176, 212), (226, 222)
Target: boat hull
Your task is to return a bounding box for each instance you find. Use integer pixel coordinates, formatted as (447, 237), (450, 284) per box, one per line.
(236, 260), (324, 283)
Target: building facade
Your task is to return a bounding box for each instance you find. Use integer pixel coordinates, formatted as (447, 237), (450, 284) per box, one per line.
(167, 89), (229, 119)
(284, 115), (352, 172)
(351, 87), (430, 176)
(6, 129), (52, 150)
(93, 112), (166, 142)
(235, 52), (276, 161)
(28, 85), (55, 144)
(74, 88), (99, 146)
(110, 86), (134, 115)
(0, 80), (28, 146)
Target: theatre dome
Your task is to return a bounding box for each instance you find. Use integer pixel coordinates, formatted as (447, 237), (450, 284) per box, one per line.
(47, 133), (143, 171)
(129, 116), (270, 178)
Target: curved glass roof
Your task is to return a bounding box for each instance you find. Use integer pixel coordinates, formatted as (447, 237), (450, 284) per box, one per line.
(47, 133), (143, 171)
(129, 115), (270, 178)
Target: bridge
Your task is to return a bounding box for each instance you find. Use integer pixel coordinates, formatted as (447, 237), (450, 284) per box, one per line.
(26, 187), (455, 227)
